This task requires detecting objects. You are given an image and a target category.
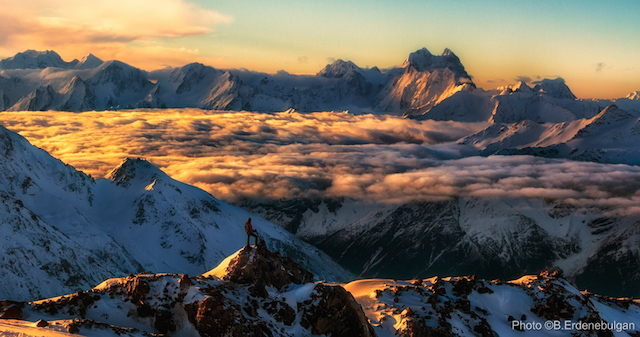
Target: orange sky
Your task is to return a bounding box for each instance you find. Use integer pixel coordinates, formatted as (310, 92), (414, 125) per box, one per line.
(1, 0), (639, 99)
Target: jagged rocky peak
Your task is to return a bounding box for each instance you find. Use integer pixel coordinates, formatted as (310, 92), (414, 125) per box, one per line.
(402, 47), (473, 80)
(590, 104), (633, 124)
(106, 157), (165, 187)
(532, 77), (576, 99)
(171, 62), (219, 94)
(498, 81), (534, 95)
(204, 241), (314, 294)
(512, 81), (532, 92)
(317, 59), (361, 78)
(200, 243), (376, 337)
(76, 53), (103, 69)
(175, 62), (211, 78)
(90, 60), (149, 86)
(0, 49), (75, 69)
(8, 85), (57, 111)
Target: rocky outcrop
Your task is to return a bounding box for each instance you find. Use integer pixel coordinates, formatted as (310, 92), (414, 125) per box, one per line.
(346, 270), (640, 337)
(0, 300), (22, 319)
(301, 284), (376, 337)
(11, 245), (375, 337)
(221, 241), (314, 296)
(189, 243), (375, 337)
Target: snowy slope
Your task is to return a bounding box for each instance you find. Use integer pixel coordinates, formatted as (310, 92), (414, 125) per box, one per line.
(344, 270), (640, 337)
(460, 104), (640, 164)
(0, 125), (143, 301)
(0, 125), (352, 301)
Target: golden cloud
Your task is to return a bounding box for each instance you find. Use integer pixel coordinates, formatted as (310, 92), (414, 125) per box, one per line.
(3, 109), (640, 216)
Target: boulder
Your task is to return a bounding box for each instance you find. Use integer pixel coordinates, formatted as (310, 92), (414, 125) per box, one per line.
(301, 284), (376, 337)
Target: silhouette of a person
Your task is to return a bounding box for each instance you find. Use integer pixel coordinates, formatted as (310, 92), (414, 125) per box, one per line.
(245, 217), (259, 247)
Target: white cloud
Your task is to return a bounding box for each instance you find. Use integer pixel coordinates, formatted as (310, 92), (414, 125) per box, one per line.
(3, 109), (640, 215)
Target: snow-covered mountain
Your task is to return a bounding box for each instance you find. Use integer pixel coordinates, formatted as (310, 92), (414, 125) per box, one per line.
(3, 49), (640, 119)
(417, 78), (612, 123)
(461, 104), (640, 164)
(3, 49), (640, 120)
(244, 196), (640, 298)
(0, 50), (78, 70)
(0, 125), (352, 301)
(376, 48), (475, 117)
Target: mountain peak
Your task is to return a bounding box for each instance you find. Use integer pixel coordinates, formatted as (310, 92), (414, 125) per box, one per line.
(512, 81), (532, 92)
(402, 47), (472, 81)
(442, 48), (455, 56)
(626, 91), (640, 100)
(499, 81), (533, 95)
(76, 53), (103, 69)
(403, 47), (433, 70)
(590, 104), (632, 123)
(532, 78), (576, 99)
(203, 241), (314, 295)
(0, 50), (72, 69)
(106, 158), (165, 187)
(317, 59), (361, 78)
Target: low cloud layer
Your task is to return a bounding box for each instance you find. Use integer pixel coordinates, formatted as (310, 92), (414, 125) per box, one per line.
(3, 109), (640, 215)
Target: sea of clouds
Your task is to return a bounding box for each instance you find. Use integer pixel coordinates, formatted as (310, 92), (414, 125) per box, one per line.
(3, 109), (640, 214)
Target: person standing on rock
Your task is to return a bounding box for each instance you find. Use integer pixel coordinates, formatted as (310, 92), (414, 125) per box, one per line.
(245, 217), (259, 247)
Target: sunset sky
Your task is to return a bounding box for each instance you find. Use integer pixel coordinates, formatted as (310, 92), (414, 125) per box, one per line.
(1, 0), (639, 99)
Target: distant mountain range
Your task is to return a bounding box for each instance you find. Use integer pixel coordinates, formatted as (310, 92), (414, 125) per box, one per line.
(244, 192), (640, 298)
(2, 48), (638, 119)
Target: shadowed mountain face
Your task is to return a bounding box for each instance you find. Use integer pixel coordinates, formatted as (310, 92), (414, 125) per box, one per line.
(246, 196), (640, 298)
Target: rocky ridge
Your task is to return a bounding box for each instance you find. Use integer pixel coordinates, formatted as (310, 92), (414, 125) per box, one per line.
(1, 243), (375, 337)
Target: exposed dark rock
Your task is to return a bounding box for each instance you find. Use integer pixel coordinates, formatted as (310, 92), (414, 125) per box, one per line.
(188, 293), (259, 337)
(68, 322), (80, 334)
(452, 275), (477, 297)
(263, 300), (296, 326)
(36, 319), (49, 327)
(179, 274), (192, 288)
(154, 309), (176, 334)
(401, 318), (455, 337)
(301, 284), (376, 337)
(126, 276), (151, 301)
(222, 241), (314, 294)
(0, 303), (22, 319)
